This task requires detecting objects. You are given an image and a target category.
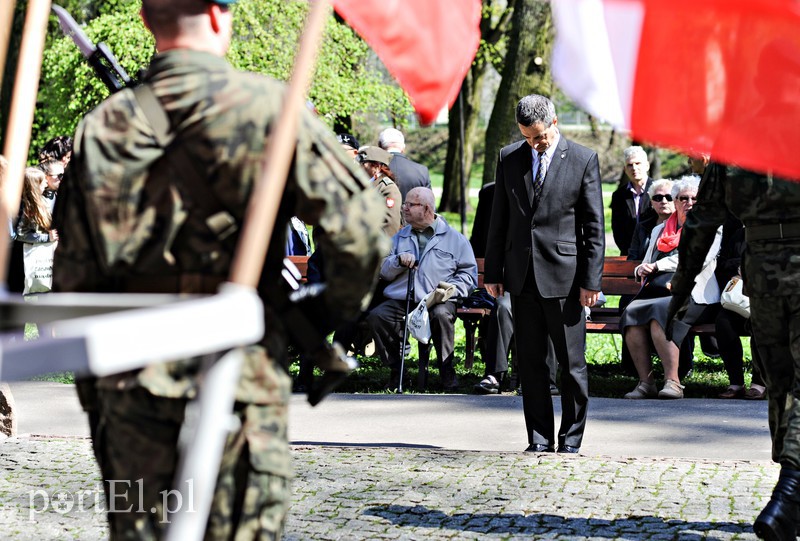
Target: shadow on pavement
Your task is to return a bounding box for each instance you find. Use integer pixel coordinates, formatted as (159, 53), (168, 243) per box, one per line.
(292, 441), (440, 449)
(363, 505), (752, 539)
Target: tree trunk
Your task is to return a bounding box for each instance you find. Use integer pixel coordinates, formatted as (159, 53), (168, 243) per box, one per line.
(482, 0), (553, 187)
(439, 65), (487, 213)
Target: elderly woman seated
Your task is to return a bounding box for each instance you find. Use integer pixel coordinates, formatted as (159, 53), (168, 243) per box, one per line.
(621, 175), (722, 399)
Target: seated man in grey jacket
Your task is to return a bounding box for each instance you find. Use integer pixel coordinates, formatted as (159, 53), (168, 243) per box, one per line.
(367, 187), (477, 391)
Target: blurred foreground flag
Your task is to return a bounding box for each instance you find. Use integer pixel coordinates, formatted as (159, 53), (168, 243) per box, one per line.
(333, 0), (482, 126)
(552, 0), (800, 179)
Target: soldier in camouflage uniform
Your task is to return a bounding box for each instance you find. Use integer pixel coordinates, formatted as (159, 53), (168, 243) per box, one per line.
(356, 145), (403, 237)
(668, 163), (800, 541)
(51, 0), (387, 539)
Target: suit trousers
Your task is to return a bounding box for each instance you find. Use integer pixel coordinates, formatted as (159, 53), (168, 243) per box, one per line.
(511, 269), (589, 448)
(367, 299), (458, 379)
(484, 292), (514, 375)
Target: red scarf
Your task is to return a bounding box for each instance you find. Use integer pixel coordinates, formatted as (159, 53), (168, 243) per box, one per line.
(656, 213), (682, 253)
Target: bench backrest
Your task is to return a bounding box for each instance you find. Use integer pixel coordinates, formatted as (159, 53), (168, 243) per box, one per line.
(286, 254), (638, 296)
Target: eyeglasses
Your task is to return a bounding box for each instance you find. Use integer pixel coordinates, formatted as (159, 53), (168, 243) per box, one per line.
(401, 202), (424, 209)
(651, 194), (673, 202)
(678, 195), (697, 202)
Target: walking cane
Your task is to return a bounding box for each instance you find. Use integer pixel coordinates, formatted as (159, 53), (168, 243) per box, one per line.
(398, 265), (416, 394)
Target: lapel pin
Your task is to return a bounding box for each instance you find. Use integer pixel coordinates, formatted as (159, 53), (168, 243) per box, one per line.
(561, 153), (566, 159)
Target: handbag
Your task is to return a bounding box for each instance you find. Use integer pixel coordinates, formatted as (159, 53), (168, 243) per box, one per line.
(22, 241), (57, 295)
(720, 276), (750, 318)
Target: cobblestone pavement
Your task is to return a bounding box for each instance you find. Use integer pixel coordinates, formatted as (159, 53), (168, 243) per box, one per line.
(0, 438), (780, 540)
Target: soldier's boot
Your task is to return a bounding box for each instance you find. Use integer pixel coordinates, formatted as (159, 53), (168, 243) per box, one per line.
(754, 467), (800, 541)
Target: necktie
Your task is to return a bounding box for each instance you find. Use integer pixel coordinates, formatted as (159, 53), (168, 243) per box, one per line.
(533, 151), (548, 204)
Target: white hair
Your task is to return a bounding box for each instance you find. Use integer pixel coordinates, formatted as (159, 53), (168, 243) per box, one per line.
(647, 178), (674, 198)
(623, 145), (648, 163)
(378, 128), (405, 151)
(671, 175), (701, 198)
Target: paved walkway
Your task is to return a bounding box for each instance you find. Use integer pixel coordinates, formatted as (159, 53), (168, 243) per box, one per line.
(0, 383), (779, 540)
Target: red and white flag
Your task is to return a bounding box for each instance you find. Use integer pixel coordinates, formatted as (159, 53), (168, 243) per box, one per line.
(333, 0), (482, 126)
(552, 0), (800, 179)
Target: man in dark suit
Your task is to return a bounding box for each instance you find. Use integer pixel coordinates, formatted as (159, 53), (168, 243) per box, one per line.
(609, 146), (654, 256)
(470, 182), (559, 395)
(378, 128), (431, 201)
(484, 94), (605, 454)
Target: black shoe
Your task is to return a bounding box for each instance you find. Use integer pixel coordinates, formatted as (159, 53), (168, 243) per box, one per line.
(550, 384), (560, 396)
(754, 468), (800, 541)
(557, 445), (580, 454)
(474, 375), (500, 394)
(524, 444), (555, 453)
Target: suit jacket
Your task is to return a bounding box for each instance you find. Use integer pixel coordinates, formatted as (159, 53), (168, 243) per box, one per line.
(388, 153), (431, 201)
(469, 182), (495, 258)
(484, 136), (605, 298)
(609, 177), (654, 256)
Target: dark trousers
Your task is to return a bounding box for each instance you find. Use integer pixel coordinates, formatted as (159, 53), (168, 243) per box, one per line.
(367, 299), (458, 380)
(484, 292), (514, 375)
(748, 295), (800, 467)
(484, 291), (558, 389)
(511, 271), (588, 448)
(716, 308), (764, 388)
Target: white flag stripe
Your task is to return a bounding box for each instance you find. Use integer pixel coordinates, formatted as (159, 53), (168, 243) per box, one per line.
(552, 0), (644, 129)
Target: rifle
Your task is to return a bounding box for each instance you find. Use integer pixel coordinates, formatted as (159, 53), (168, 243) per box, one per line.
(51, 4), (134, 93)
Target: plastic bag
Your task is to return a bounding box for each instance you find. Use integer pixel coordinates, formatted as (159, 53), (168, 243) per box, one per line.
(407, 292), (432, 344)
(23, 241), (57, 295)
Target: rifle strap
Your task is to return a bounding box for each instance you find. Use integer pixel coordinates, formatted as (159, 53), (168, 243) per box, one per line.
(132, 84), (239, 253)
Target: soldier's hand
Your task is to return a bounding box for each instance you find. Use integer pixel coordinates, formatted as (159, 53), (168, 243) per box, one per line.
(397, 253), (416, 268)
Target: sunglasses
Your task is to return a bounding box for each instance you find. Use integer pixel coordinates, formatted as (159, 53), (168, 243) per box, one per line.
(651, 194), (673, 202)
(49, 173), (64, 181)
(678, 195), (698, 202)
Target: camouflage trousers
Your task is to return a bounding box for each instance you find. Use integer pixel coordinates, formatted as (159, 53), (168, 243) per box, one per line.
(749, 294), (800, 468)
(95, 387), (290, 540)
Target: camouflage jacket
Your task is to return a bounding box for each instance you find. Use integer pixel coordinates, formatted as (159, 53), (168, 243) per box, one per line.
(373, 174), (402, 237)
(672, 163), (800, 298)
(53, 49), (388, 403)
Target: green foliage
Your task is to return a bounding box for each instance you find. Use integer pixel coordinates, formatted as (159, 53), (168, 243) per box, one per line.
(35, 0), (412, 156)
(35, 3), (153, 158)
(228, 0), (411, 127)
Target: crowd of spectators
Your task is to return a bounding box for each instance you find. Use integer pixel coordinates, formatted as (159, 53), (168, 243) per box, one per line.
(3, 136), (72, 294)
(288, 125), (763, 400)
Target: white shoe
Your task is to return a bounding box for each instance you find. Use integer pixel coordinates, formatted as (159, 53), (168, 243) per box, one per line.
(658, 379), (685, 399)
(624, 380), (658, 399)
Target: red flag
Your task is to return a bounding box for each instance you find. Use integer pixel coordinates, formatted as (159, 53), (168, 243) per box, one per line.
(333, 0), (482, 125)
(552, 0), (800, 179)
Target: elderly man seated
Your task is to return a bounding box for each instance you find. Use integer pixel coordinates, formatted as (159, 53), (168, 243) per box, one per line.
(367, 187), (477, 391)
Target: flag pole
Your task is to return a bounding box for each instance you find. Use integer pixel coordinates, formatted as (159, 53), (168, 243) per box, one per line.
(1, 0), (51, 287)
(0, 1), (16, 90)
(228, 0), (331, 287)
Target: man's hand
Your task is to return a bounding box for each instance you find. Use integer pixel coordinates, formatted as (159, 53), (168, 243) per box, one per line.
(485, 283), (504, 298)
(580, 288), (599, 308)
(397, 253), (416, 268)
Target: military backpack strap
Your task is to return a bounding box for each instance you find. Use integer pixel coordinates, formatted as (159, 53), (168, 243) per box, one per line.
(133, 85), (172, 147)
(132, 83), (239, 256)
